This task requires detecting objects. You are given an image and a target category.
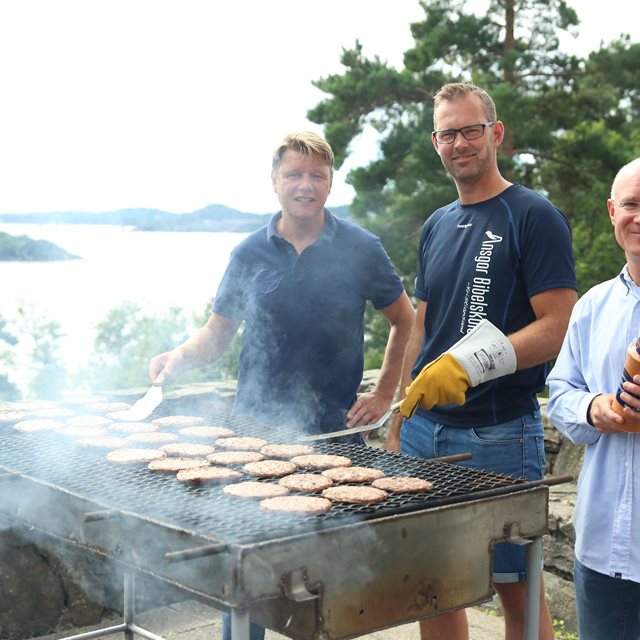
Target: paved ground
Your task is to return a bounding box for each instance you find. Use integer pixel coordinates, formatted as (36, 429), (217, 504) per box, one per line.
(32, 599), (505, 640)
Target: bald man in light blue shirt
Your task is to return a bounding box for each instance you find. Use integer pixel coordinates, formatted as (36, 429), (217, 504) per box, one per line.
(547, 157), (640, 640)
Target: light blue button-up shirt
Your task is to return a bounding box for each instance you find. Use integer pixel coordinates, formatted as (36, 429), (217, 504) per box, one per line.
(547, 266), (640, 582)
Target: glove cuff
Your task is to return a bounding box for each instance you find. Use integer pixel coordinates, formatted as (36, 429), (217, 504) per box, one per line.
(449, 320), (516, 387)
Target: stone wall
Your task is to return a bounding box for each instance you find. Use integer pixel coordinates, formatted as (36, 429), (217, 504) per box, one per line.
(0, 377), (584, 637)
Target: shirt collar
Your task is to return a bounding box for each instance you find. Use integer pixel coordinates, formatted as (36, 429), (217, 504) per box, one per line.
(619, 264), (640, 299)
(266, 209), (337, 245)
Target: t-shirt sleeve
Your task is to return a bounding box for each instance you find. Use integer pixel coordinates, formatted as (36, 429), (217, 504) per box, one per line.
(211, 250), (246, 322)
(413, 219), (433, 301)
(365, 236), (406, 310)
(520, 201), (577, 297)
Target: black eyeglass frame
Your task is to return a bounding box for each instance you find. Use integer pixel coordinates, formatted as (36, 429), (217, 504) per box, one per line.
(432, 121), (497, 144)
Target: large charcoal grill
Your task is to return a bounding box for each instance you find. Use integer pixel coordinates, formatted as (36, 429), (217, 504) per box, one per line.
(0, 407), (558, 640)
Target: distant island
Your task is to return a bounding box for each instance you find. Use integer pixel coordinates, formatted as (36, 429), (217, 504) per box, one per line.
(0, 203), (352, 233)
(0, 231), (80, 261)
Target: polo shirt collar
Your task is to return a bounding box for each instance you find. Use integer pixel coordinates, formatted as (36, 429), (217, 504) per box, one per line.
(266, 209), (338, 246)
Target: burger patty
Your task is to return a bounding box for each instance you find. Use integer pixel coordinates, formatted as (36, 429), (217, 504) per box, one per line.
(87, 401), (131, 414)
(179, 426), (235, 440)
(77, 435), (131, 449)
(242, 460), (297, 478)
(56, 425), (108, 438)
(66, 415), (113, 428)
(259, 444), (314, 459)
(28, 406), (75, 419)
(321, 466), (385, 483)
(109, 422), (159, 434)
(152, 415), (206, 428)
(106, 448), (166, 464)
(290, 454), (352, 470)
(372, 476), (434, 493)
(13, 419), (67, 432)
(216, 436), (269, 451)
(321, 485), (388, 505)
(148, 457), (210, 472)
(223, 481), (290, 499)
(176, 466), (242, 484)
(160, 442), (216, 457)
(278, 473), (333, 493)
(126, 432), (179, 444)
(259, 495), (332, 515)
(206, 451), (265, 466)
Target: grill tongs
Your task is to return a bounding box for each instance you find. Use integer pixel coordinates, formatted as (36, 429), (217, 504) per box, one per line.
(301, 400), (402, 441)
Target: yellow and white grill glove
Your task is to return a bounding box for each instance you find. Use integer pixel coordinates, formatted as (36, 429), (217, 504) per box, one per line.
(400, 320), (517, 418)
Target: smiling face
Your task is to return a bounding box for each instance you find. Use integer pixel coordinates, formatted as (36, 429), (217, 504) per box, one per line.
(271, 149), (332, 225)
(608, 159), (640, 282)
(432, 93), (503, 191)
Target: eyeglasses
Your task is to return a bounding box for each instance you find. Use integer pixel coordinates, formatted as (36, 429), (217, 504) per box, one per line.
(432, 121), (497, 144)
(612, 200), (640, 213)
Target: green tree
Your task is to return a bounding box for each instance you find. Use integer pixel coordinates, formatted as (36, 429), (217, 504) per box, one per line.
(27, 319), (67, 400)
(0, 316), (20, 401)
(86, 302), (192, 391)
(309, 0), (640, 313)
(85, 300), (241, 393)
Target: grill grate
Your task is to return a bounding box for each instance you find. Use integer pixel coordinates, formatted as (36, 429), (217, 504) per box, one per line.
(0, 409), (527, 544)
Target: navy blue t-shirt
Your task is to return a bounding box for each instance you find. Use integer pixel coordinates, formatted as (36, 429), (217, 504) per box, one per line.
(413, 184), (577, 426)
(213, 210), (404, 434)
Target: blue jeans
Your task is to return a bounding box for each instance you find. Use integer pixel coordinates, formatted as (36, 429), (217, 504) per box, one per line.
(574, 558), (640, 640)
(400, 409), (546, 582)
(222, 612), (265, 640)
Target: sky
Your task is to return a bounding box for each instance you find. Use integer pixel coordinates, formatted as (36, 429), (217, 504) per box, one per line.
(0, 0), (638, 216)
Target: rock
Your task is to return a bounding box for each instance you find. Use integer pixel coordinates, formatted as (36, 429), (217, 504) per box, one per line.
(545, 571), (579, 633)
(0, 528), (67, 638)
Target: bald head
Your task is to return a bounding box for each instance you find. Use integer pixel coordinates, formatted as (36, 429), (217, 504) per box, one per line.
(611, 158), (640, 199)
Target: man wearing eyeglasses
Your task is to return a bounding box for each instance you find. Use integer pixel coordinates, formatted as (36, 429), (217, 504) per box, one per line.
(547, 158), (640, 640)
(387, 82), (577, 639)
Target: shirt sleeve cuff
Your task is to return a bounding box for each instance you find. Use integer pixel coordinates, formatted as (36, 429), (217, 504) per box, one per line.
(581, 393), (601, 428)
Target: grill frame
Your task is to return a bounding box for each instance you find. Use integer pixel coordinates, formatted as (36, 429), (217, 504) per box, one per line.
(0, 406), (551, 639)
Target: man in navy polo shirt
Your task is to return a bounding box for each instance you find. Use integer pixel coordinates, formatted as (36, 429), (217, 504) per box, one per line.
(150, 130), (413, 435)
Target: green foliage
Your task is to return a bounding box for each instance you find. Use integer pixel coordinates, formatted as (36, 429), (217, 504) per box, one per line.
(9, 304), (69, 401)
(309, 0), (640, 294)
(85, 300), (241, 393)
(87, 302), (192, 391)
(553, 618), (579, 640)
(0, 316), (20, 401)
(27, 319), (67, 400)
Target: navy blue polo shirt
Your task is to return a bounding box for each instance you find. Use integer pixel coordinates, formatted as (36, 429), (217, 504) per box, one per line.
(213, 210), (404, 434)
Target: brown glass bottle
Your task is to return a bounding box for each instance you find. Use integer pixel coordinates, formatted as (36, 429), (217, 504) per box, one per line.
(612, 339), (640, 431)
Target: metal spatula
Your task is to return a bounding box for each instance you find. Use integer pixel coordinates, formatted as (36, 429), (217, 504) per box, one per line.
(301, 400), (403, 441)
(110, 372), (167, 422)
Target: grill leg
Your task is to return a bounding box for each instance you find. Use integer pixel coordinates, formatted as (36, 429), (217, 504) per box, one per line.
(523, 536), (542, 640)
(230, 608), (250, 640)
(123, 571), (135, 640)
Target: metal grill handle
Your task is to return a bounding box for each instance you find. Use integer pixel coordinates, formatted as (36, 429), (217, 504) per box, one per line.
(164, 543), (228, 563)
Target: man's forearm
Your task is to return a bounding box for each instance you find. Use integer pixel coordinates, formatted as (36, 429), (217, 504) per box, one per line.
(374, 293), (415, 401)
(176, 314), (239, 370)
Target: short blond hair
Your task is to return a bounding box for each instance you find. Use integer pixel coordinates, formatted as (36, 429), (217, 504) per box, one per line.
(433, 83), (497, 128)
(272, 131), (334, 172)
